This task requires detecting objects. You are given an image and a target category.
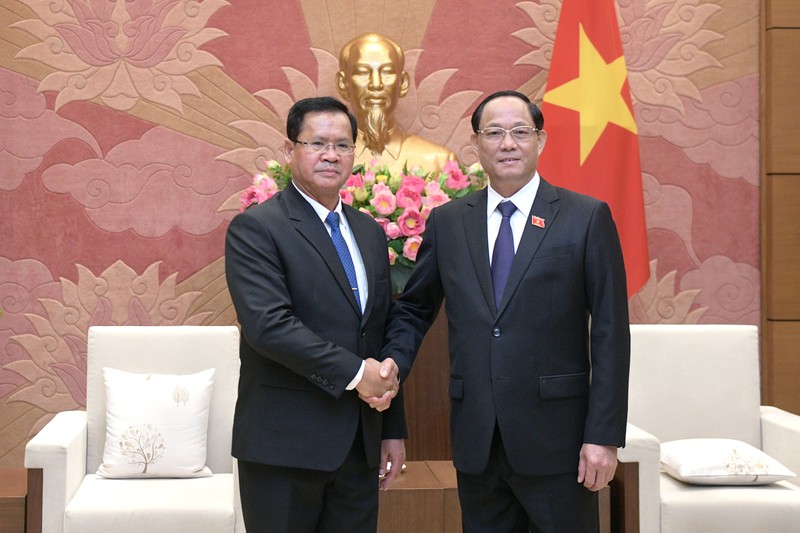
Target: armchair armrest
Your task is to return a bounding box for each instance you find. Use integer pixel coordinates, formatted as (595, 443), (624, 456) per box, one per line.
(618, 423), (661, 533)
(761, 405), (800, 487)
(24, 410), (88, 533)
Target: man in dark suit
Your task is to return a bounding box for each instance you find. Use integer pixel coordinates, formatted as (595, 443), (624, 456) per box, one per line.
(380, 90), (630, 532)
(225, 96), (406, 532)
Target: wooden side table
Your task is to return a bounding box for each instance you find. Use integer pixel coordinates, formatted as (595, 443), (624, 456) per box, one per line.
(425, 461), (462, 533)
(0, 468), (27, 533)
(378, 462), (444, 533)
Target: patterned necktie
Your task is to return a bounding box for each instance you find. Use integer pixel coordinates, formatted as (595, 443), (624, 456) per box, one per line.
(325, 211), (360, 310)
(491, 201), (517, 310)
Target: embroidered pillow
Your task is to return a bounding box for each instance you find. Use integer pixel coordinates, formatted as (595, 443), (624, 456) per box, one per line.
(97, 367), (215, 478)
(661, 438), (796, 485)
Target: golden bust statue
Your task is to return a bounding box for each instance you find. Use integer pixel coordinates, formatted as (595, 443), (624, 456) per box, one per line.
(336, 33), (457, 175)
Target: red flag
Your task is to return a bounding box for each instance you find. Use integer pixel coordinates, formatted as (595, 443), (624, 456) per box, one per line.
(538, 0), (649, 297)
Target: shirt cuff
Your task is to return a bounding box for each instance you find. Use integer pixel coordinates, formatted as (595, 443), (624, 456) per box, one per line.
(346, 360), (366, 390)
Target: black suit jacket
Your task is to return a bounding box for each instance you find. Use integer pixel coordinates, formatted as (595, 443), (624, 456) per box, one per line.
(225, 182), (406, 472)
(384, 178), (630, 476)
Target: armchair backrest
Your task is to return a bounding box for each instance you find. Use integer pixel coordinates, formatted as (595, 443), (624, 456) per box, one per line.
(628, 324), (761, 447)
(85, 326), (240, 474)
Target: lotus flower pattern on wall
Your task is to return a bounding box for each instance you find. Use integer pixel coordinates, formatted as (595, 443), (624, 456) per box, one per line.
(13, 0), (228, 111)
(2, 260), (212, 435)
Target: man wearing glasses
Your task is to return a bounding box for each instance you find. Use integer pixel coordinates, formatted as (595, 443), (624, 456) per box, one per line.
(225, 96), (406, 531)
(379, 90), (631, 532)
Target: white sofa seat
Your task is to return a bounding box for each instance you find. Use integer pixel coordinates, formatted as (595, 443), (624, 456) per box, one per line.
(25, 326), (244, 533)
(622, 325), (800, 533)
(65, 474), (236, 533)
(659, 476), (800, 533)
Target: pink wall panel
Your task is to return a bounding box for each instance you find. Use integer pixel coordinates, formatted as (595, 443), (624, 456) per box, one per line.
(0, 0), (759, 465)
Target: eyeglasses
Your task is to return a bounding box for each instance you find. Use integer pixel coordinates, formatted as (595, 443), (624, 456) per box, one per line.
(294, 140), (356, 156)
(476, 126), (539, 143)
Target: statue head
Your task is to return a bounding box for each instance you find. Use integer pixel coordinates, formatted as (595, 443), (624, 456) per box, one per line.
(336, 33), (410, 154)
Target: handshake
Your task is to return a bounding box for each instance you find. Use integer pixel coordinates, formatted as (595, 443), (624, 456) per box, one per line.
(355, 357), (400, 412)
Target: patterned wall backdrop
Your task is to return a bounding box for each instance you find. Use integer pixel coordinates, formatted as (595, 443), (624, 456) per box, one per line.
(0, 0), (759, 466)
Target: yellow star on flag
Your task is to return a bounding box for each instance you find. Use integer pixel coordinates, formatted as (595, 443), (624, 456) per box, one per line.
(543, 23), (637, 165)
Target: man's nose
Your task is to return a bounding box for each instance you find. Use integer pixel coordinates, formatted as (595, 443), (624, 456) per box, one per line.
(320, 145), (340, 160)
(368, 70), (383, 90)
(499, 132), (517, 149)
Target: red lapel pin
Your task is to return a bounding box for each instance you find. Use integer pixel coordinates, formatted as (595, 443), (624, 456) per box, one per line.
(531, 216), (545, 228)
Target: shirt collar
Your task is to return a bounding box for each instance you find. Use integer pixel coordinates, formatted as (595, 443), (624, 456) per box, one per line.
(293, 183), (346, 227)
(486, 172), (541, 219)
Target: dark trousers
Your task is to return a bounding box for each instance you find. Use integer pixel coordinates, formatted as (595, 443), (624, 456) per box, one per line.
(457, 426), (598, 533)
(238, 427), (378, 532)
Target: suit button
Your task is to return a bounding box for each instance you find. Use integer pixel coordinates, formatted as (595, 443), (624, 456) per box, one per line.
(492, 327), (501, 337)
(316, 376), (323, 383)
(323, 379), (329, 386)
(311, 373), (318, 380)
(328, 384), (335, 390)
(361, 329), (366, 338)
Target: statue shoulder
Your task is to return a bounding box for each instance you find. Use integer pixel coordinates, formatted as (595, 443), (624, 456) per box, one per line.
(399, 133), (457, 174)
(402, 134), (456, 159)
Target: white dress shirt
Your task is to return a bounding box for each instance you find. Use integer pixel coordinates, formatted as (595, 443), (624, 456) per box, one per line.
(486, 173), (541, 264)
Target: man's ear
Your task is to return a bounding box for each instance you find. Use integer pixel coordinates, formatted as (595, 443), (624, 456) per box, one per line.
(537, 130), (547, 154)
(399, 71), (410, 98)
(470, 132), (479, 154)
(283, 139), (293, 165)
(335, 71), (348, 99)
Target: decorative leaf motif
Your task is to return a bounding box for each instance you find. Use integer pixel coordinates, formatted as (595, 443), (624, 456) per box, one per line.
(172, 385), (189, 406)
(628, 260), (708, 324)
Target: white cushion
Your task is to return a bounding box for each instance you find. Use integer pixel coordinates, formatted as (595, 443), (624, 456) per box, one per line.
(64, 474), (235, 533)
(97, 367), (215, 478)
(661, 438), (796, 485)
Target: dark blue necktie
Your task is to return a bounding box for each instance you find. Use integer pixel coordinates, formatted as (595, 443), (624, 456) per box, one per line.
(326, 211), (360, 310)
(491, 201), (517, 310)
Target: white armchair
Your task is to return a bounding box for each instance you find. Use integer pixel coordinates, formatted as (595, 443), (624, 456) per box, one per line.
(25, 325), (244, 533)
(619, 324), (800, 533)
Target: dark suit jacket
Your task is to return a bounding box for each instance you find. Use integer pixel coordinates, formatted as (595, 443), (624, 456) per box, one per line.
(225, 182), (406, 472)
(383, 178), (630, 477)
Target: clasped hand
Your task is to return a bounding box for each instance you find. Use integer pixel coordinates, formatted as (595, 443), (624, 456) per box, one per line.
(355, 357), (399, 412)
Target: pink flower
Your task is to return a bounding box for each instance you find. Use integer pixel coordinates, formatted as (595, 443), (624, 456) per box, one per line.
(371, 182), (390, 195)
(254, 173), (278, 190)
(385, 222), (402, 239)
(423, 191), (451, 210)
(374, 217), (390, 231)
(359, 207), (374, 217)
(425, 180), (443, 195)
(403, 236), (423, 261)
(397, 208), (426, 237)
(362, 170), (376, 184)
(339, 189), (354, 205)
(396, 185), (423, 209)
(388, 247), (398, 265)
(240, 174), (279, 210)
(370, 189), (397, 216)
(401, 174), (426, 193)
(345, 174), (364, 188)
(444, 161), (469, 190)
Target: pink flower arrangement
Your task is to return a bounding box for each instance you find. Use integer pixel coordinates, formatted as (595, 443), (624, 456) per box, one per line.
(240, 160), (486, 292)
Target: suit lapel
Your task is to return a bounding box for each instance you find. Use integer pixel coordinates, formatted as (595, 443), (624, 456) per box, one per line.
(346, 204), (375, 321)
(463, 189), (496, 313)
(282, 183), (362, 318)
(496, 178), (560, 314)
